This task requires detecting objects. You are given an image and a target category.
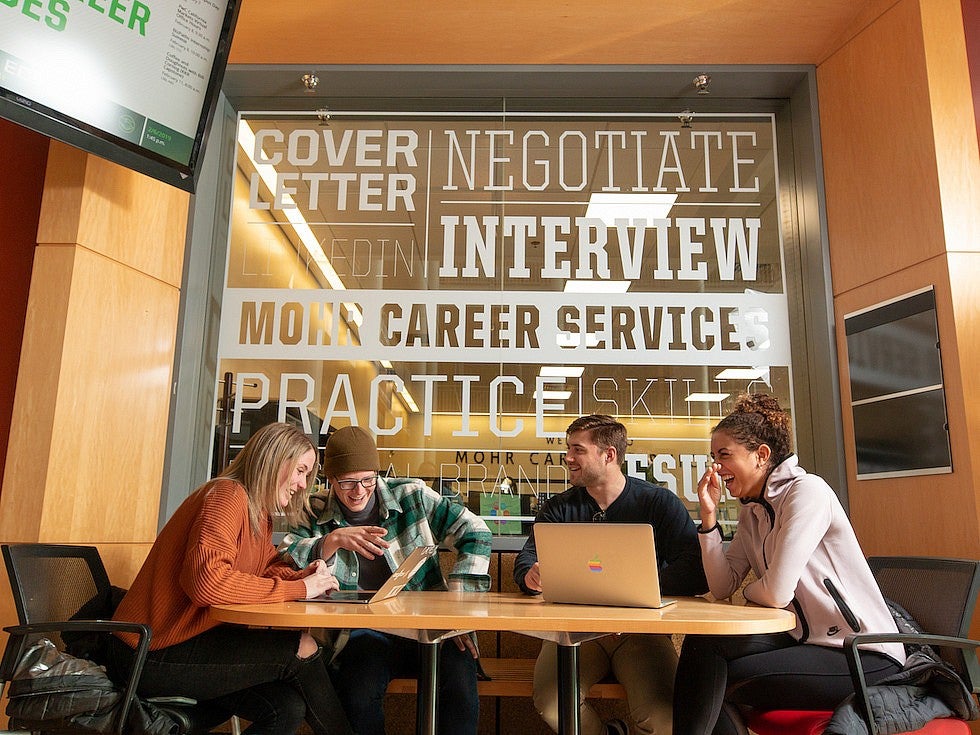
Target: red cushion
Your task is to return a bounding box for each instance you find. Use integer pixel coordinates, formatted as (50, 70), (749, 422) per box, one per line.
(746, 710), (970, 735)
(747, 710), (833, 735)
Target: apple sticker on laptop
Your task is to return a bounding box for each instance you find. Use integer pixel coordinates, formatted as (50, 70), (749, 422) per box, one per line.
(588, 555), (603, 572)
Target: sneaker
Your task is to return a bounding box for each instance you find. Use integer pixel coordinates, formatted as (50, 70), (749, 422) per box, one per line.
(605, 719), (629, 735)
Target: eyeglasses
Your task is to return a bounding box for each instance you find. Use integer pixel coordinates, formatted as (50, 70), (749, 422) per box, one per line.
(592, 510), (606, 523)
(334, 475), (379, 491)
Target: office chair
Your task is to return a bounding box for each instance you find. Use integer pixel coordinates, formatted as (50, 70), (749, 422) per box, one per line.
(746, 556), (980, 735)
(0, 543), (229, 734)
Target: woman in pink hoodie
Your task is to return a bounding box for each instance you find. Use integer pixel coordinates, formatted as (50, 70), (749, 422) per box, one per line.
(673, 393), (905, 735)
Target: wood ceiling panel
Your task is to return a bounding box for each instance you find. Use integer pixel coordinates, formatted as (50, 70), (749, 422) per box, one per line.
(229, 0), (878, 66)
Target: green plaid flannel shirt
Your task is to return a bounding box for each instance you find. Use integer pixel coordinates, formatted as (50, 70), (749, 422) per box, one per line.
(279, 476), (492, 592)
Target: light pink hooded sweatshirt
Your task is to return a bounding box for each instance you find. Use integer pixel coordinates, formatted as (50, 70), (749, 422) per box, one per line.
(699, 455), (906, 664)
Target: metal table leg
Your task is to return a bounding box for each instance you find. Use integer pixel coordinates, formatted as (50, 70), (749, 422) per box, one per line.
(416, 640), (440, 735)
(556, 642), (581, 735)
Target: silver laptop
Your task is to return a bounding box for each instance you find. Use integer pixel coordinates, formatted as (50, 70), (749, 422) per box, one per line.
(533, 523), (676, 609)
(302, 544), (437, 604)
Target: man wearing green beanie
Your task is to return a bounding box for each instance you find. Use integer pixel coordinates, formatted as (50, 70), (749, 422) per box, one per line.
(280, 425), (492, 735)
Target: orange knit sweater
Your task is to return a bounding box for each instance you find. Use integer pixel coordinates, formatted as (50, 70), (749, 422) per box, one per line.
(113, 479), (308, 650)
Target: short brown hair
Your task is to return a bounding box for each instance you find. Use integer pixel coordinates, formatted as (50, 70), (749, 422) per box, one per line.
(566, 414), (629, 463)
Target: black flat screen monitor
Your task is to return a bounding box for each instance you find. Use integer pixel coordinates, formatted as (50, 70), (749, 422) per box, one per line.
(845, 287), (951, 479)
(0, 0), (240, 193)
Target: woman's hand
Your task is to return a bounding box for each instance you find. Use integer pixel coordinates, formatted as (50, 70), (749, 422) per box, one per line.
(301, 563), (340, 599)
(323, 526), (390, 560)
(697, 462), (724, 529)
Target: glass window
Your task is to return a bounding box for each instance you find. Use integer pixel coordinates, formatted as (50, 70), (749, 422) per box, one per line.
(213, 110), (797, 537)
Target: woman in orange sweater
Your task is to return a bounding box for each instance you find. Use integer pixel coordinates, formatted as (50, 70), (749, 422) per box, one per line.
(106, 422), (352, 735)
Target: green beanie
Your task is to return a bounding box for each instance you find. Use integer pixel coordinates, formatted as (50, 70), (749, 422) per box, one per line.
(323, 425), (380, 477)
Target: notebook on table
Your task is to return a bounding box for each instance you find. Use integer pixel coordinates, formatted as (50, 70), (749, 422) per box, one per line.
(302, 544), (437, 604)
(533, 522), (676, 609)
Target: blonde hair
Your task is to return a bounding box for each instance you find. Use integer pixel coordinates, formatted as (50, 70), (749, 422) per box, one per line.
(219, 422), (319, 534)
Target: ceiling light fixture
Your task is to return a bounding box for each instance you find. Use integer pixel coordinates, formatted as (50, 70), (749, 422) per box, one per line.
(238, 118), (416, 415)
(396, 385), (420, 413)
(685, 392), (730, 402)
(539, 366), (585, 378)
(584, 192), (677, 228)
(301, 72), (319, 93)
(715, 368), (767, 381)
(563, 280), (631, 293)
(556, 333), (601, 348)
(532, 390), (573, 401)
(237, 120), (347, 291)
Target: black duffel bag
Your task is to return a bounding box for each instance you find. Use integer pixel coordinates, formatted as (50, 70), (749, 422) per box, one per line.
(6, 637), (180, 735)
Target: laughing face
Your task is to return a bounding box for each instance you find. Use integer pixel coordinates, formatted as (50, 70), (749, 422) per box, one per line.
(565, 429), (614, 487)
(278, 447), (317, 510)
(709, 430), (770, 500)
(332, 472), (379, 512)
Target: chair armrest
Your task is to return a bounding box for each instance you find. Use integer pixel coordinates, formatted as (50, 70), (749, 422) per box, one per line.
(4, 619), (150, 637)
(843, 633), (980, 735)
(2, 619), (153, 735)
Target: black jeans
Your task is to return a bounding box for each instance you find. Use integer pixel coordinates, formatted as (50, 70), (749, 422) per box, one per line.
(107, 625), (353, 735)
(672, 632), (903, 735)
(332, 629), (479, 735)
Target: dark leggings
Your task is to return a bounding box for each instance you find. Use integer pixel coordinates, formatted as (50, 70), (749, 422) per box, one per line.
(107, 625), (353, 735)
(332, 629), (480, 735)
(673, 633), (903, 735)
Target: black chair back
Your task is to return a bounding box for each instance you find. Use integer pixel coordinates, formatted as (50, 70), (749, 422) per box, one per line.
(869, 555), (980, 689)
(1, 543), (230, 735)
(3, 543), (111, 628)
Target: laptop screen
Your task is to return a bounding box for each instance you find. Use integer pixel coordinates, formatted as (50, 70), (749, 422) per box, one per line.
(533, 523), (674, 609)
(300, 543), (437, 603)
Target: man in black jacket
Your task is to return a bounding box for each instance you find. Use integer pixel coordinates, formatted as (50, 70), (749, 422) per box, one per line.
(515, 414), (708, 735)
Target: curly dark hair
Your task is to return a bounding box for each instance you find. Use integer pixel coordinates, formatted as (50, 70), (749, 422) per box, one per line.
(712, 393), (793, 465)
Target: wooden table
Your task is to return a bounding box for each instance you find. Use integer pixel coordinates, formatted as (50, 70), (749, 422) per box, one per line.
(212, 591), (795, 735)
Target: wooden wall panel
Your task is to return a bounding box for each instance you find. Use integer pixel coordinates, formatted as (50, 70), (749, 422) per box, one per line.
(819, 0), (980, 565)
(0, 147), (189, 605)
(98, 542), (156, 589)
(228, 0), (872, 65)
(36, 144), (189, 288)
(40, 247), (181, 542)
(920, 0), (980, 254)
(965, 0), (980, 152)
(33, 143), (85, 246)
(833, 257), (980, 558)
(947, 251), (980, 556)
(0, 143), (185, 545)
(817, 0), (947, 296)
(0, 249), (75, 542)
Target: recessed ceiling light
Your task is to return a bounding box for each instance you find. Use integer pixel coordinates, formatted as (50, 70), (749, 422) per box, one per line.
(396, 385), (419, 413)
(539, 366), (585, 378)
(533, 390), (573, 401)
(584, 193), (677, 228)
(563, 280), (630, 293)
(556, 333), (601, 348)
(715, 368), (767, 380)
(685, 392), (730, 402)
